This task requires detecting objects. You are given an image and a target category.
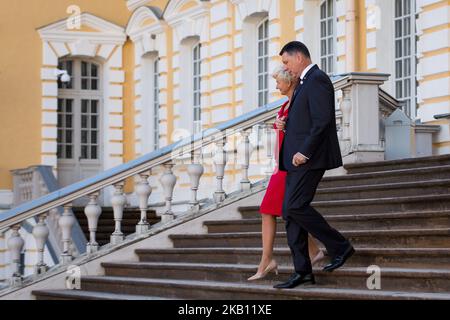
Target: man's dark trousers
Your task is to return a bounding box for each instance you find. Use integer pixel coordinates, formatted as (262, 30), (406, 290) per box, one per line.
(282, 168), (349, 274)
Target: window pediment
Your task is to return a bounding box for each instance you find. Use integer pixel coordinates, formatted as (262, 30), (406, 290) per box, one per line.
(231, 0), (273, 20)
(126, 6), (165, 40)
(164, 0), (210, 26)
(38, 13), (126, 44)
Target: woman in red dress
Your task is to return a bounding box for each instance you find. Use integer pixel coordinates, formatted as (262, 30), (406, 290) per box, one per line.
(248, 66), (324, 281)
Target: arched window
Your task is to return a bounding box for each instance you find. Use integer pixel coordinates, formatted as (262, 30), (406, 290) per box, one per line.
(394, 0), (416, 117)
(257, 18), (269, 107)
(242, 13), (269, 112)
(180, 36), (202, 135)
(141, 53), (160, 152)
(320, 0), (336, 74)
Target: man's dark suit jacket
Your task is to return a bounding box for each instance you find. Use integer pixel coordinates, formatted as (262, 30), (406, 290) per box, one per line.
(279, 64), (343, 172)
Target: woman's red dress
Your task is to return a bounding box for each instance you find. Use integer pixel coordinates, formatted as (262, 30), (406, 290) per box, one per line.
(259, 101), (289, 216)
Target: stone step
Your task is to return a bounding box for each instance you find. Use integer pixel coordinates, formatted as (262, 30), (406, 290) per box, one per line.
(101, 262), (450, 293)
(239, 195), (450, 218)
(32, 289), (175, 300)
(136, 247), (450, 269)
(344, 154), (450, 174)
(314, 179), (450, 201)
(217, 211), (450, 232)
(313, 194), (450, 215)
(319, 165), (450, 188)
(169, 228), (450, 249)
(72, 276), (450, 300)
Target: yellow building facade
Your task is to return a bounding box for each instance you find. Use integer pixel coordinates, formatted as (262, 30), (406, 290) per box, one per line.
(1, 0), (449, 209)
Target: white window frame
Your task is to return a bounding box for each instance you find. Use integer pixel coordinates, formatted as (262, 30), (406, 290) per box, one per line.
(153, 58), (160, 149)
(57, 58), (103, 162)
(180, 36), (202, 135)
(192, 43), (202, 134)
(257, 18), (269, 107)
(141, 52), (160, 153)
(393, 0), (417, 118)
(319, 0), (337, 75)
(243, 13), (269, 113)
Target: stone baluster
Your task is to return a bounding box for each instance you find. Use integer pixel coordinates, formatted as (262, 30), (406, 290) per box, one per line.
(340, 87), (352, 141)
(59, 204), (75, 263)
(84, 192), (102, 253)
(135, 171), (152, 234)
(213, 137), (227, 203)
(187, 149), (204, 213)
(239, 129), (253, 191)
(160, 162), (177, 223)
(7, 224), (24, 286)
(264, 122), (276, 178)
(188, 148), (204, 210)
(110, 182), (126, 244)
(32, 213), (49, 275)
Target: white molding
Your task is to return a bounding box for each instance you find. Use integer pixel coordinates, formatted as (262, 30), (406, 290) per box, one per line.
(127, 0), (153, 11)
(126, 7), (169, 154)
(231, 0), (275, 21)
(38, 13), (126, 44)
(38, 13), (127, 176)
(165, 0), (210, 46)
(165, 0), (211, 26)
(126, 6), (166, 41)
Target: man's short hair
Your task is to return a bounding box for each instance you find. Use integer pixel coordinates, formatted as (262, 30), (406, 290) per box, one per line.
(279, 41), (311, 59)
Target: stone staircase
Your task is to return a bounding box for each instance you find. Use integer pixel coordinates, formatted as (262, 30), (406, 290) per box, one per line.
(72, 207), (160, 246)
(32, 155), (450, 300)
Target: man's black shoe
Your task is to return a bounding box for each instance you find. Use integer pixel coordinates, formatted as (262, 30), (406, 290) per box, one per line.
(273, 273), (315, 289)
(322, 245), (355, 272)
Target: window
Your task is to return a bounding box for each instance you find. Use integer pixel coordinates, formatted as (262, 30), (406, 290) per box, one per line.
(193, 43), (202, 134)
(57, 99), (73, 159)
(257, 19), (269, 107)
(153, 58), (160, 149)
(394, 0), (416, 117)
(57, 59), (101, 161)
(81, 61), (99, 90)
(80, 99), (99, 160)
(320, 0), (335, 74)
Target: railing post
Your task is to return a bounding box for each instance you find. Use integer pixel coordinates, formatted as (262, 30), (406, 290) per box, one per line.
(84, 192), (102, 253)
(135, 171), (152, 234)
(263, 122), (276, 179)
(59, 204), (75, 263)
(110, 182), (126, 244)
(32, 213), (49, 276)
(187, 149), (204, 213)
(334, 73), (389, 163)
(340, 87), (352, 142)
(213, 137), (227, 203)
(160, 163), (177, 223)
(7, 224), (24, 286)
(239, 129), (253, 191)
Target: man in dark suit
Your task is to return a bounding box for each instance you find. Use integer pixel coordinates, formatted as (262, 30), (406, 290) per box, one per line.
(273, 41), (354, 289)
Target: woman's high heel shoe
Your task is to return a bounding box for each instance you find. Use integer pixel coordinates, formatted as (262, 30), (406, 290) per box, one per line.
(311, 250), (326, 266)
(247, 260), (278, 281)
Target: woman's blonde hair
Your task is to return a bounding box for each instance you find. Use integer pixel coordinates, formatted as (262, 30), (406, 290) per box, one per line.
(272, 65), (296, 85)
